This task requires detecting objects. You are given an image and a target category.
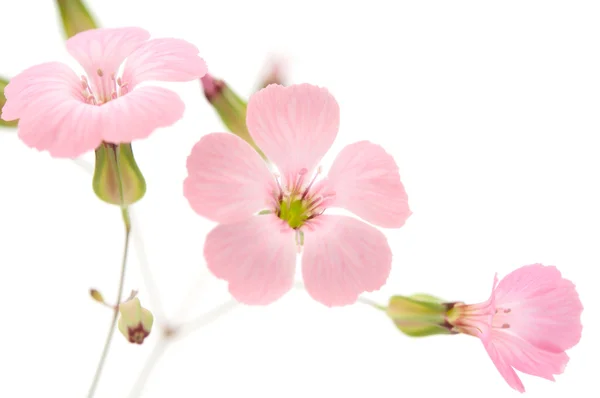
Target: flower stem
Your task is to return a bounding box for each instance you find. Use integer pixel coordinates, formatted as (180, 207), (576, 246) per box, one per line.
(87, 207), (131, 398)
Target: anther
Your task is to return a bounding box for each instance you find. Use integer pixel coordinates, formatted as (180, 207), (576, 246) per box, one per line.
(501, 323), (510, 329)
(503, 308), (511, 313)
(97, 69), (104, 77)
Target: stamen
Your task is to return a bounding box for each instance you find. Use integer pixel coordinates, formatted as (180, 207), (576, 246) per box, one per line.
(97, 69), (104, 77)
(273, 172), (284, 199)
(293, 168), (308, 193)
(301, 166), (322, 199)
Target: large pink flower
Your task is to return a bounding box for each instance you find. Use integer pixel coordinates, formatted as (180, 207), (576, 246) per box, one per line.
(447, 264), (583, 392)
(1, 27), (207, 158)
(184, 83), (411, 306)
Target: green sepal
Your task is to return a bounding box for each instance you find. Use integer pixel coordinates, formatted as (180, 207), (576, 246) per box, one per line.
(55, 0), (99, 39)
(0, 77), (17, 128)
(209, 82), (266, 160)
(93, 143), (146, 206)
(386, 294), (454, 338)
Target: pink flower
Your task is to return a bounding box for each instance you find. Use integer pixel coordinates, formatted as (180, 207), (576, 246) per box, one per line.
(1, 27), (207, 158)
(184, 83), (411, 307)
(447, 264), (583, 392)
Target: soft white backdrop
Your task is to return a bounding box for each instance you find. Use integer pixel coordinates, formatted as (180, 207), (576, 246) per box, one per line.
(1, 1), (599, 397)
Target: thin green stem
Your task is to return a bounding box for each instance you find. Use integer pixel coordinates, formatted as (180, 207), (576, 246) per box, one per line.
(87, 208), (131, 398)
(87, 144), (132, 398)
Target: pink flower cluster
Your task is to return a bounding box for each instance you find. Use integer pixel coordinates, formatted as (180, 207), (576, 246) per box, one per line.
(0, 26), (584, 394)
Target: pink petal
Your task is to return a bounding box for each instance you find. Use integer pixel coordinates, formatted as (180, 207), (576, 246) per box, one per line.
(301, 215), (392, 307)
(184, 133), (276, 224)
(100, 86), (185, 143)
(494, 264), (583, 352)
(66, 27), (150, 99)
(246, 84), (339, 185)
(121, 38), (208, 90)
(18, 100), (103, 158)
(203, 215), (297, 305)
(323, 141), (412, 228)
(1, 62), (83, 121)
(483, 338), (526, 393)
(487, 330), (569, 382)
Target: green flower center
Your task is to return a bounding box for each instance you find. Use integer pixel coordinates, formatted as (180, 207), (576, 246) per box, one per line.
(278, 197), (310, 229)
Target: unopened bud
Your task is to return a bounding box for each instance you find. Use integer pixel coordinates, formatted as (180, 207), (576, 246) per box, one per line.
(55, 0), (99, 39)
(200, 74), (266, 160)
(117, 297), (154, 345)
(386, 294), (456, 337)
(89, 288), (105, 304)
(93, 143), (146, 206)
(1, 77), (17, 128)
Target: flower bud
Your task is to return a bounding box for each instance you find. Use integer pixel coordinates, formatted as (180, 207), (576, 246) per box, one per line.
(93, 142), (147, 206)
(117, 297), (153, 345)
(89, 288), (105, 304)
(386, 294), (455, 337)
(200, 74), (266, 160)
(55, 0), (99, 39)
(0, 77), (17, 128)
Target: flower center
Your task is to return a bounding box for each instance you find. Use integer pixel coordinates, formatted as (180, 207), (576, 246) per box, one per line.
(80, 68), (129, 105)
(127, 323), (150, 344)
(272, 167), (335, 230)
(279, 197), (311, 229)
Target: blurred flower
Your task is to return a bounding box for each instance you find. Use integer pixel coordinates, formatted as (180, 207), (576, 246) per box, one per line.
(386, 294), (456, 337)
(184, 83), (411, 307)
(0, 77), (17, 128)
(117, 297), (154, 345)
(1, 27), (207, 158)
(256, 57), (288, 90)
(55, 0), (98, 38)
(201, 74), (265, 159)
(446, 264), (583, 392)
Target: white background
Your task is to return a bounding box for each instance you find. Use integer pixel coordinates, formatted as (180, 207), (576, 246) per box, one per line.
(1, 1), (599, 397)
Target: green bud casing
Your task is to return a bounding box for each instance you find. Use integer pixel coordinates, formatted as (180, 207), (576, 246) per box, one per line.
(55, 0), (99, 38)
(0, 77), (17, 128)
(93, 143), (146, 206)
(386, 294), (455, 337)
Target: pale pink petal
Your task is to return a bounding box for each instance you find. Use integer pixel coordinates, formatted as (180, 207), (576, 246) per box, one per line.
(18, 100), (103, 158)
(487, 330), (569, 382)
(301, 215), (392, 307)
(203, 215), (297, 305)
(494, 264), (583, 351)
(1, 62), (83, 121)
(121, 38), (207, 90)
(322, 141), (411, 228)
(99, 86), (184, 143)
(66, 27), (150, 99)
(246, 84), (339, 185)
(483, 338), (526, 393)
(184, 133), (276, 224)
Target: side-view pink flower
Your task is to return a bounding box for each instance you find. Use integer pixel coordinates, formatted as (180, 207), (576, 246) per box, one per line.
(447, 263), (583, 392)
(1, 27), (207, 158)
(184, 83), (411, 307)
